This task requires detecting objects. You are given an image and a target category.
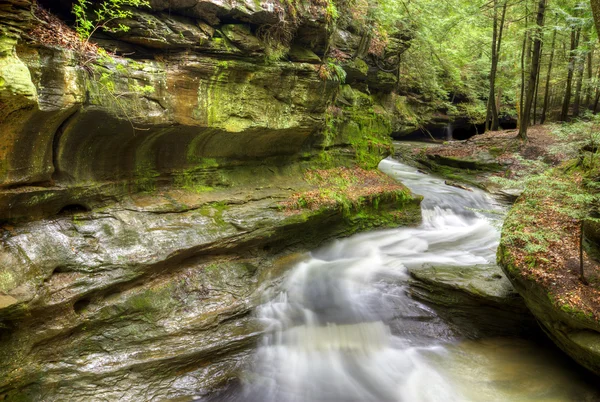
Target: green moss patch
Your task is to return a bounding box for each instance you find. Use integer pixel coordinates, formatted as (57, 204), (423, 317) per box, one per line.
(280, 167), (418, 224)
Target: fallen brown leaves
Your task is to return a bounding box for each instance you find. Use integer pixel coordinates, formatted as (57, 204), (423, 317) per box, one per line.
(506, 174), (600, 321)
(27, 2), (99, 55)
(419, 126), (561, 168)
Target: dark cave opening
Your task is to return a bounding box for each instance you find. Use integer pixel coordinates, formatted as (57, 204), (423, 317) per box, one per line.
(395, 123), (486, 142)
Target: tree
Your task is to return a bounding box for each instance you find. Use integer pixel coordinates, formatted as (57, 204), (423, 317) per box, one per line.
(573, 31), (589, 117)
(541, 28), (557, 123)
(592, 0), (600, 36)
(519, 1), (530, 130)
(585, 42), (595, 107)
(486, 0), (508, 131)
(518, 0), (547, 140)
(561, 21), (582, 120)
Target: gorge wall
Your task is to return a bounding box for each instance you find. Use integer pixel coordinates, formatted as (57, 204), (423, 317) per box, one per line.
(0, 0), (427, 400)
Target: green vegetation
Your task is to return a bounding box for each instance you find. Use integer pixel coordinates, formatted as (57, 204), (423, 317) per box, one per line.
(501, 169), (589, 254)
(134, 162), (160, 193)
(173, 166), (216, 193)
(317, 62), (347, 83)
(72, 0), (150, 43)
(281, 167), (414, 218)
(331, 0), (600, 136)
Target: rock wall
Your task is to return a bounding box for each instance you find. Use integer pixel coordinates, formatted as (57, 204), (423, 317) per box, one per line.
(0, 1), (426, 400)
(0, 0), (416, 222)
(499, 242), (600, 378)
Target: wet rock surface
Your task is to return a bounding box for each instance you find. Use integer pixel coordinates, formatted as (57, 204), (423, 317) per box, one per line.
(0, 1), (547, 400)
(0, 179), (422, 400)
(408, 263), (537, 338)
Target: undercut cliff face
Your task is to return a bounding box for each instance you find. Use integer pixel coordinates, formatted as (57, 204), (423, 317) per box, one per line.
(0, 0), (416, 221)
(0, 1), (424, 400)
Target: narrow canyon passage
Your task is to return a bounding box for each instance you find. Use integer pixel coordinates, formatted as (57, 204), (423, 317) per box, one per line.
(205, 158), (599, 402)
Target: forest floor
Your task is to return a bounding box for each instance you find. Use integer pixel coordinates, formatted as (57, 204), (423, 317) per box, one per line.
(396, 124), (600, 321)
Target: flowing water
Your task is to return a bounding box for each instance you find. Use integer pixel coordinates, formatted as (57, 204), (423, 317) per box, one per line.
(206, 158), (600, 402)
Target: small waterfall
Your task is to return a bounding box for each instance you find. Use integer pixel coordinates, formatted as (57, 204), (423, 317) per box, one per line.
(207, 159), (503, 402)
(445, 123), (454, 141)
(203, 158), (598, 402)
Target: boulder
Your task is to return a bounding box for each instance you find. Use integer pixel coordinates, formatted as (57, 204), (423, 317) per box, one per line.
(408, 263), (537, 338)
(0, 2), (432, 399)
(0, 184), (423, 401)
(107, 10), (211, 49)
(500, 244), (600, 377)
(220, 24), (262, 53)
(288, 45), (321, 63)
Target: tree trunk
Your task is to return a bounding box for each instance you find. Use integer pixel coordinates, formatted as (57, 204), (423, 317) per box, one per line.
(519, 2), (529, 130)
(541, 28), (557, 124)
(533, 42), (543, 124)
(574, 62), (586, 118)
(492, 1), (507, 130)
(518, 0), (546, 140)
(574, 32), (590, 118)
(486, 0), (499, 132)
(496, 87), (503, 116)
(594, 64), (600, 113)
(586, 46), (594, 108)
(591, 0), (600, 41)
(561, 26), (581, 121)
(580, 219), (587, 284)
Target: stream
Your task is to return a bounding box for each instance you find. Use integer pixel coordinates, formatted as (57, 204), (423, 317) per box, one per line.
(205, 158), (599, 402)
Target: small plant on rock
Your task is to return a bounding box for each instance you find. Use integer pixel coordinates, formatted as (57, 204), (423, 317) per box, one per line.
(72, 0), (150, 45)
(317, 61), (347, 83)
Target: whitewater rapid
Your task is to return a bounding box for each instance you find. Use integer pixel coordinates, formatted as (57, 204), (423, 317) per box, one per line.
(204, 158), (598, 402)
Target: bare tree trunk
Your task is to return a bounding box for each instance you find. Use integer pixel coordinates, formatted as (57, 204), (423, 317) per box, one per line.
(533, 43), (543, 124)
(595, 85), (600, 113)
(518, 0), (546, 140)
(493, 0), (507, 130)
(591, 0), (600, 42)
(496, 87), (503, 116)
(580, 219), (587, 284)
(561, 26), (581, 121)
(586, 46), (594, 108)
(574, 63), (586, 118)
(486, 0), (499, 132)
(594, 64), (600, 113)
(574, 32), (590, 118)
(519, 1), (529, 129)
(541, 28), (557, 124)
(486, 0), (507, 132)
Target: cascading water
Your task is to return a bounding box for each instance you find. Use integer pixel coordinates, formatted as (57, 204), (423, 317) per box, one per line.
(205, 158), (599, 402)
(445, 123), (454, 141)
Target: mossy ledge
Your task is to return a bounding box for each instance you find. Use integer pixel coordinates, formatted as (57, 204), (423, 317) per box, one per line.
(498, 169), (600, 376)
(0, 0), (428, 223)
(0, 181), (421, 401)
(499, 243), (600, 376)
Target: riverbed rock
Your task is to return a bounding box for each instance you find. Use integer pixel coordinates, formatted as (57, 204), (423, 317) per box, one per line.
(0, 183), (422, 401)
(408, 263), (537, 338)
